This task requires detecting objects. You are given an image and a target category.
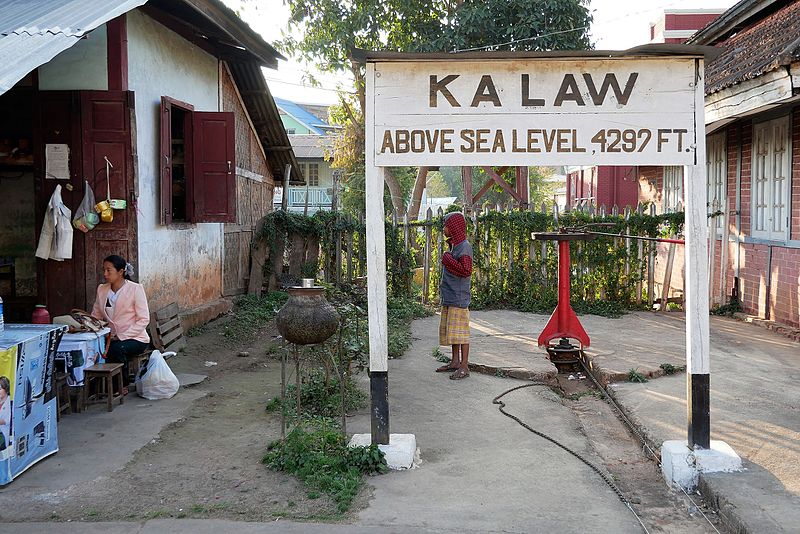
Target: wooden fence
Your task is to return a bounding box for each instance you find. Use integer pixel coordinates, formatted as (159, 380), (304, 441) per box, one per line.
(253, 203), (693, 312)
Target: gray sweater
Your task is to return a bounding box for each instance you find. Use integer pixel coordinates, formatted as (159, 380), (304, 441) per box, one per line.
(440, 239), (472, 308)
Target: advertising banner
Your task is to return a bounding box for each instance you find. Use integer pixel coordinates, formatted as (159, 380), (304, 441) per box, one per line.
(0, 324), (65, 485)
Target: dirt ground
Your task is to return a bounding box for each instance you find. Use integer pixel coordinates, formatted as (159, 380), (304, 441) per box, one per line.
(1, 318), (365, 523)
(2, 314), (726, 531)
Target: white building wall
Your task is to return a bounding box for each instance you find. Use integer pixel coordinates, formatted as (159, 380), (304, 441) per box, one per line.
(38, 25), (108, 90)
(127, 9), (223, 310)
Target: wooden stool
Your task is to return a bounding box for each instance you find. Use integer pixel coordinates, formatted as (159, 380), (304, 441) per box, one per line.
(83, 363), (125, 412)
(54, 372), (71, 420)
(127, 352), (151, 384)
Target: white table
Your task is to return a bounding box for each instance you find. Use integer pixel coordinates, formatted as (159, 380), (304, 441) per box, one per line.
(55, 328), (110, 387)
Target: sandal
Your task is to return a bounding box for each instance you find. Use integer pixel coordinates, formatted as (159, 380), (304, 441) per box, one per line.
(449, 368), (469, 380)
(435, 364), (459, 373)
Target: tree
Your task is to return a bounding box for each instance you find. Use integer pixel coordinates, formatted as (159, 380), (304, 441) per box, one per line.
(281, 0), (592, 216)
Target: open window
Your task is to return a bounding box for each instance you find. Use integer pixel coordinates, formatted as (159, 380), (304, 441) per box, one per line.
(160, 96), (236, 224)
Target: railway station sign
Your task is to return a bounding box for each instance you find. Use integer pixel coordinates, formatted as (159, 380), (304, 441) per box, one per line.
(370, 58), (699, 167)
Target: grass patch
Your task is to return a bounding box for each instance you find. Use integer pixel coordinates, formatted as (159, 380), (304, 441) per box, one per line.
(268, 371), (367, 419)
(659, 363), (686, 375)
(223, 292), (288, 341)
(627, 368), (649, 383)
(263, 420), (388, 513)
(431, 347), (450, 363)
(187, 325), (206, 337)
(142, 509), (169, 520)
(387, 297), (433, 359)
(711, 296), (741, 317)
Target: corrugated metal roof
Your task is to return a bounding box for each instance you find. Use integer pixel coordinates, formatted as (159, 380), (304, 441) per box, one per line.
(275, 97), (329, 135)
(227, 61), (305, 185)
(0, 0), (148, 94)
(289, 134), (334, 159)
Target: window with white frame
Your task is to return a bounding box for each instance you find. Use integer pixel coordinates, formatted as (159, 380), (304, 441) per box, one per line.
(308, 163), (320, 186)
(663, 166), (683, 213)
(706, 132), (727, 235)
(752, 116), (790, 240)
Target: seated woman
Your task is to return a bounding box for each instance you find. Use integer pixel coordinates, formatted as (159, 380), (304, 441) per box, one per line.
(91, 255), (151, 391)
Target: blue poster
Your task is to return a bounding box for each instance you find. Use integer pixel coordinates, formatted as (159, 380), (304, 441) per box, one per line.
(0, 324), (65, 485)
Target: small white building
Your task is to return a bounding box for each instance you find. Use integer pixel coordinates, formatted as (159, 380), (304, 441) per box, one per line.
(0, 0), (302, 327)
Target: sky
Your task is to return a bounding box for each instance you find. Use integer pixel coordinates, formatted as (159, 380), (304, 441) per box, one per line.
(224, 0), (739, 106)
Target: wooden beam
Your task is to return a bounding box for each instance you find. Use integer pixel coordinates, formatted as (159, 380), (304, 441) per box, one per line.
(462, 166), (473, 209)
(365, 63), (389, 445)
(685, 59), (711, 450)
(480, 166), (524, 203)
(106, 15), (128, 91)
(472, 176), (495, 205)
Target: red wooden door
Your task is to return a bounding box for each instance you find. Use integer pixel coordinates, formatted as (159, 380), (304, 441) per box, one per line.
(80, 91), (137, 308)
(192, 112), (235, 223)
(34, 92), (85, 316)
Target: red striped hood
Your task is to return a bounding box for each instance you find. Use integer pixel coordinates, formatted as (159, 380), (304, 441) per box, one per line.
(444, 212), (467, 245)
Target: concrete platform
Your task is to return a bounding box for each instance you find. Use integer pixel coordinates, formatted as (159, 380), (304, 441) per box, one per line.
(346, 314), (644, 534)
(465, 309), (800, 533)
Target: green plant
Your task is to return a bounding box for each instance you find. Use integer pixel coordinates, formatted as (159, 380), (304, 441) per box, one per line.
(659, 363), (686, 375)
(628, 368), (649, 383)
(187, 325), (206, 337)
(494, 369), (507, 378)
(273, 371), (367, 419)
(667, 302), (683, 312)
(711, 296), (742, 317)
(432, 347), (449, 363)
(263, 421), (388, 513)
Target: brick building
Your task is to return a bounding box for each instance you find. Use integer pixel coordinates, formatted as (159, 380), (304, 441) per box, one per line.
(641, 0), (800, 328)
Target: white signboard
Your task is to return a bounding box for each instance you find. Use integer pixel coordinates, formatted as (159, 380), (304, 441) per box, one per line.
(370, 58), (699, 166)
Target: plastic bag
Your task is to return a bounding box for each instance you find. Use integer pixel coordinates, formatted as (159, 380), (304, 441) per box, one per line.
(72, 181), (99, 232)
(136, 350), (179, 400)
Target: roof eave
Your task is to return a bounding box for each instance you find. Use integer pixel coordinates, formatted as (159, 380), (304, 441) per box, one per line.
(687, 0), (784, 45)
(181, 0), (285, 67)
(354, 44), (721, 63)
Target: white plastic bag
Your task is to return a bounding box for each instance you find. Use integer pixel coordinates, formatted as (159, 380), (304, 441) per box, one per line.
(72, 181), (98, 233)
(136, 350), (179, 400)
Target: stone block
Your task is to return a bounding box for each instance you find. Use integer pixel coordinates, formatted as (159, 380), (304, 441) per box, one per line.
(349, 433), (417, 470)
(661, 439), (742, 491)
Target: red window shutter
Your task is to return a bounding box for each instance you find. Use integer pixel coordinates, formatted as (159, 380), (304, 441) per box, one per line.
(192, 111), (236, 223)
(160, 97), (173, 225)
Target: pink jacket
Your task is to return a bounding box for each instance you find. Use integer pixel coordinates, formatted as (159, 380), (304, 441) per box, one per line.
(91, 281), (151, 344)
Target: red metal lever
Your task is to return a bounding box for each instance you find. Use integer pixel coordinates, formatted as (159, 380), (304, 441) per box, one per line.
(537, 239), (590, 349)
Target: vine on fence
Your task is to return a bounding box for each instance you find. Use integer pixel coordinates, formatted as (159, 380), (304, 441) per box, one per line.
(255, 206), (684, 315)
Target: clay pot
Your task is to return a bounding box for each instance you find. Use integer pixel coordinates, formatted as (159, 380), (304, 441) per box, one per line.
(276, 287), (340, 345)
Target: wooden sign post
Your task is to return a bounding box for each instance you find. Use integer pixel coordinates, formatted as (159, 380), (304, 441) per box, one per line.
(364, 49), (711, 450)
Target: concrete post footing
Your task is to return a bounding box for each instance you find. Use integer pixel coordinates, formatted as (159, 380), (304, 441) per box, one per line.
(661, 439), (742, 491)
(349, 433), (417, 470)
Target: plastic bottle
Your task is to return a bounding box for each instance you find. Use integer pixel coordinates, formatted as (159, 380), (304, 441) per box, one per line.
(0, 296), (4, 335)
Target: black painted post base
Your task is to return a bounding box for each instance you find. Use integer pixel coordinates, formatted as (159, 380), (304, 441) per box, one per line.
(688, 373), (710, 449)
(370, 371), (389, 445)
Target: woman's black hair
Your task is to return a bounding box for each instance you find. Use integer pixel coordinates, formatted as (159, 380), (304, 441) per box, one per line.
(104, 254), (132, 281)
(0, 376), (9, 394)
